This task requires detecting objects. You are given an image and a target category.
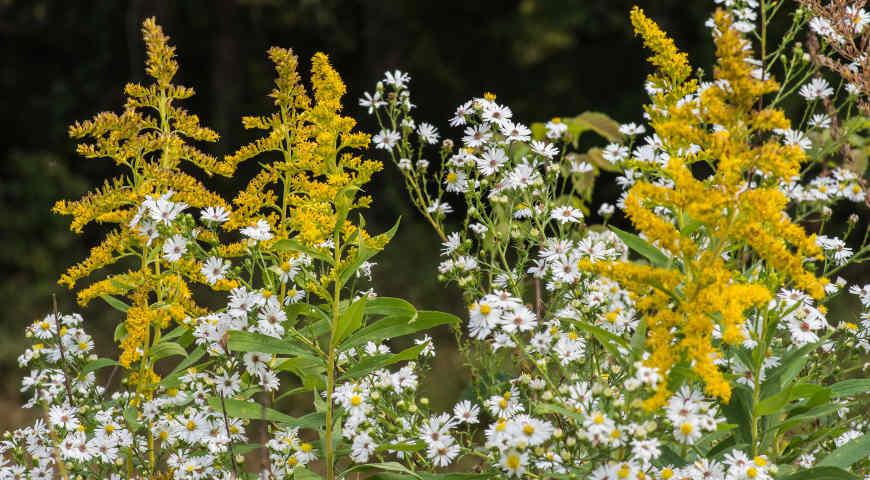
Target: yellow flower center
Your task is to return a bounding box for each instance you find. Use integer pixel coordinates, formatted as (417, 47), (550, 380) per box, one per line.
(618, 465), (631, 478)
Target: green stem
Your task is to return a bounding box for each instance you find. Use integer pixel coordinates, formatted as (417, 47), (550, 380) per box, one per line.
(324, 228), (342, 480)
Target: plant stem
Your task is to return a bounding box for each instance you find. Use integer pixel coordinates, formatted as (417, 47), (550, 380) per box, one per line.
(324, 228), (342, 480)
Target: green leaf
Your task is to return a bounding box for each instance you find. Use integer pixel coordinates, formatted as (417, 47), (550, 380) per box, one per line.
(570, 111), (623, 142)
(657, 445), (688, 467)
(586, 146), (621, 173)
(161, 345), (207, 388)
(757, 383), (832, 417)
(818, 434), (870, 469)
(273, 238), (334, 264)
(340, 343), (427, 380)
(81, 358), (120, 375)
(227, 330), (310, 356)
(114, 322), (127, 342)
(721, 387), (753, 444)
(150, 341), (187, 361)
(763, 343), (818, 393)
(609, 226), (669, 267)
(275, 355), (326, 390)
(337, 219), (400, 289)
(573, 320), (629, 358)
(292, 468), (323, 480)
(209, 397), (323, 429)
(776, 466), (860, 480)
(536, 403), (585, 422)
(377, 440), (426, 453)
(159, 325), (189, 342)
(333, 296), (366, 346)
(124, 405), (141, 431)
(340, 310), (458, 351)
(365, 297), (417, 318)
(695, 424), (737, 455)
(101, 294), (130, 313)
(829, 378), (870, 398)
(777, 403), (840, 433)
(629, 318), (647, 360)
(341, 462), (421, 479)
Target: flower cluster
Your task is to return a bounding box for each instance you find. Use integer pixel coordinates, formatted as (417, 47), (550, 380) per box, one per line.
(3, 2), (870, 479)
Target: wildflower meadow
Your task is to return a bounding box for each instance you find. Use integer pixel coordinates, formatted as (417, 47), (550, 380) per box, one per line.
(2, 1), (869, 479)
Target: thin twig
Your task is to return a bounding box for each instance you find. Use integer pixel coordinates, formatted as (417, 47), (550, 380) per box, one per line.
(51, 294), (76, 405)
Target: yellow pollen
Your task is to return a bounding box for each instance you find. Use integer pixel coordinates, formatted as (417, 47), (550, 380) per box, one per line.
(680, 422), (693, 435)
(350, 395), (362, 406)
(618, 465), (631, 478)
(479, 304), (491, 315)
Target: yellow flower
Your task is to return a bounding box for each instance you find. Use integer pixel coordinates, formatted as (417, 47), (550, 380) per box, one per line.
(582, 9), (826, 408)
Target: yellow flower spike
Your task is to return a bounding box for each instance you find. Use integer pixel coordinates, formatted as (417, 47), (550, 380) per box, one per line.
(630, 6), (693, 90)
(581, 9), (826, 407)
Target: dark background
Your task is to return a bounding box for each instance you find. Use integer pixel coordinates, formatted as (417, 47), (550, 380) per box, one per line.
(4, 0), (862, 426)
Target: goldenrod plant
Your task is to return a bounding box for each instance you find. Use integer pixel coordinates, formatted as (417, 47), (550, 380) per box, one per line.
(4, 17), (458, 480)
(2, 2), (870, 480)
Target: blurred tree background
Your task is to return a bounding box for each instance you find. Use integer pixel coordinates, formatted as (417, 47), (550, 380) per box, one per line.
(4, 0), (863, 427)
